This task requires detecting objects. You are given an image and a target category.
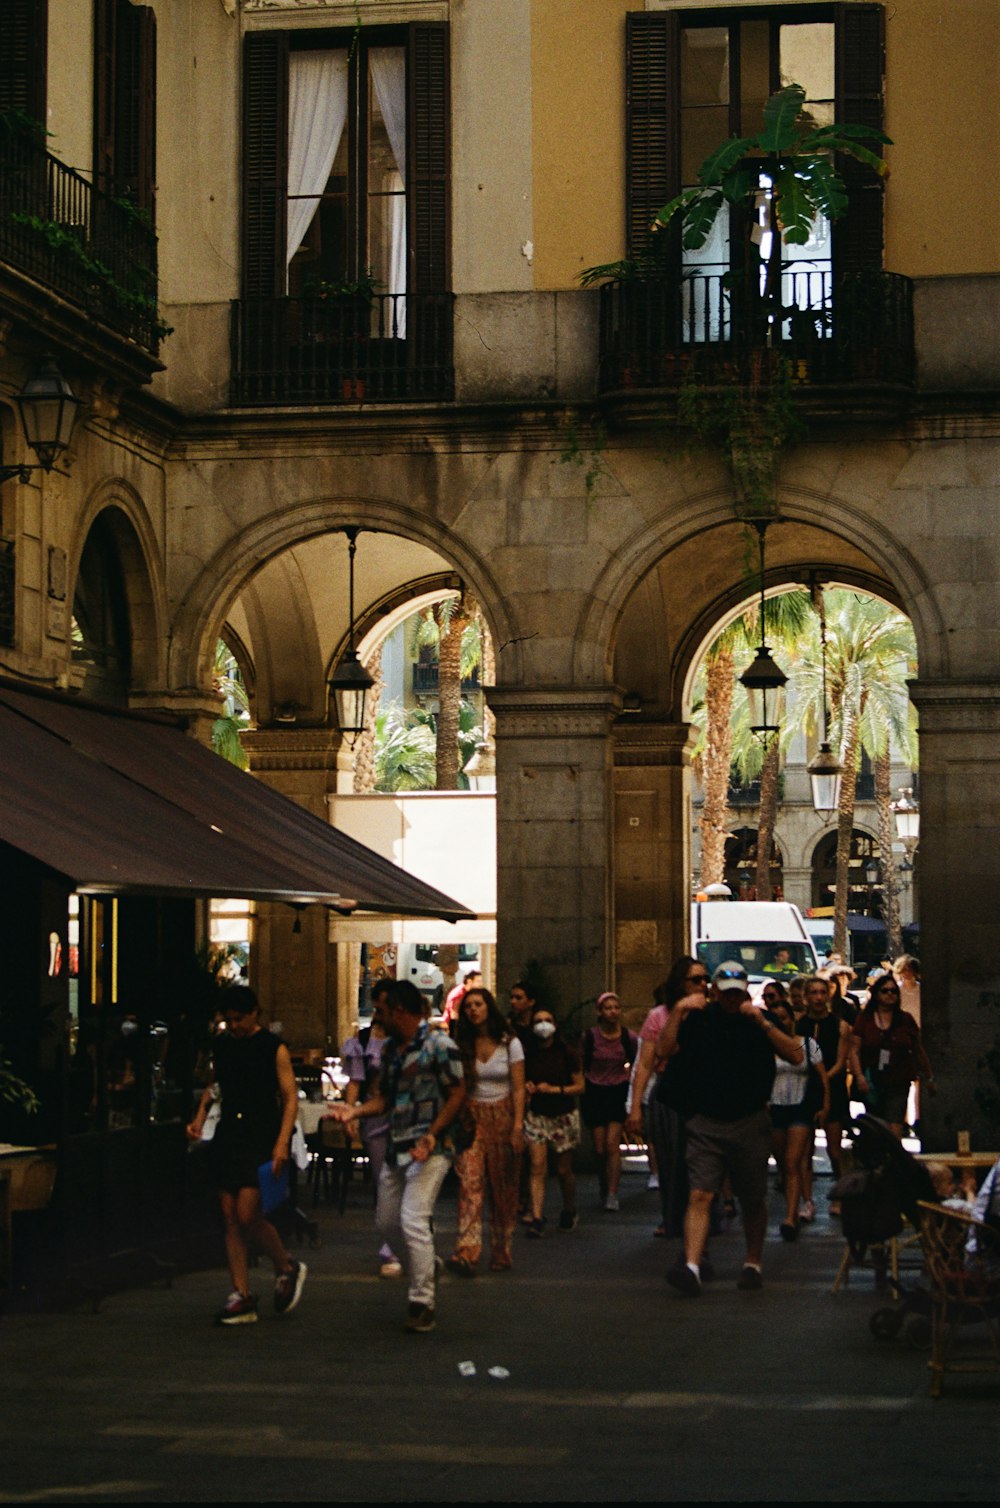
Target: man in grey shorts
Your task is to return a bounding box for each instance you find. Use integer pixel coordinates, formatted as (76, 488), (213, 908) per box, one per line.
(660, 961), (803, 1295)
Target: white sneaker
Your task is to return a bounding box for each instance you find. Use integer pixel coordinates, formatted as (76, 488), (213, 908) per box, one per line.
(604, 1193), (620, 1212)
(647, 1174), (660, 1191)
(379, 1260), (403, 1279)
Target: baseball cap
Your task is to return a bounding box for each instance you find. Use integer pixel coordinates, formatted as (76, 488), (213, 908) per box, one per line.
(712, 961), (748, 989)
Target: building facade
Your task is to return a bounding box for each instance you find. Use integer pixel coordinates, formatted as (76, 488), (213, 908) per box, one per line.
(2, 0), (999, 1141)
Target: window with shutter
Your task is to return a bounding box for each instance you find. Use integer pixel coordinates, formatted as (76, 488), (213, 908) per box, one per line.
(93, 0), (157, 219)
(0, 0), (47, 121)
(626, 4), (885, 279)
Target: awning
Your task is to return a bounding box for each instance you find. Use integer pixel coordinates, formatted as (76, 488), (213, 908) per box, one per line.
(0, 679), (474, 920)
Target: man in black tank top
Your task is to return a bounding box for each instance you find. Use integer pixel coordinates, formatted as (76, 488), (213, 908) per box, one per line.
(187, 987), (307, 1326)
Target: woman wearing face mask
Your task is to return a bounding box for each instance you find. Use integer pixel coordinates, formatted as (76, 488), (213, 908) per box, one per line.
(446, 987), (526, 1274)
(522, 1006), (585, 1237)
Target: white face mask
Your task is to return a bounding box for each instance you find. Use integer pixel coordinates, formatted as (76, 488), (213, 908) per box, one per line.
(533, 1020), (556, 1040)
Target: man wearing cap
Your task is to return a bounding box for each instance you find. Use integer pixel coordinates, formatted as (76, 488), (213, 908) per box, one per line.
(658, 960), (803, 1295)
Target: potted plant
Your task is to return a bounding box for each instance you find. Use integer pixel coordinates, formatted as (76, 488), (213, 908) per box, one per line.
(302, 270), (382, 400)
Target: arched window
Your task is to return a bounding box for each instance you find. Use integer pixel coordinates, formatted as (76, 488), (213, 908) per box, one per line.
(72, 514), (132, 704)
(811, 828), (881, 917)
(724, 826), (783, 900)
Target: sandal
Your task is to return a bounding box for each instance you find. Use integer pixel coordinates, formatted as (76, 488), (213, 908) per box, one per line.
(445, 1255), (476, 1277)
(489, 1258), (512, 1271)
(525, 1217), (545, 1239)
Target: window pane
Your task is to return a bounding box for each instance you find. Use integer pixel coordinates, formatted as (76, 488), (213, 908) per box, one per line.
(368, 47), (407, 316)
(681, 27), (729, 107)
(780, 23), (835, 105)
(681, 105), (729, 184)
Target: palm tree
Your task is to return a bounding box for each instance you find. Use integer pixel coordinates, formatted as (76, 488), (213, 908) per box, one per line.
(373, 704), (437, 792)
(784, 593), (917, 957)
(211, 638), (250, 770)
(693, 591), (810, 888)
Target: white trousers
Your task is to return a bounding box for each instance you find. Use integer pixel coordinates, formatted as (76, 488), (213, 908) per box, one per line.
(376, 1155), (450, 1306)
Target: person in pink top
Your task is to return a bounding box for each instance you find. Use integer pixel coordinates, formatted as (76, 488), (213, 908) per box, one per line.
(443, 969), (483, 1028)
(581, 993), (638, 1211)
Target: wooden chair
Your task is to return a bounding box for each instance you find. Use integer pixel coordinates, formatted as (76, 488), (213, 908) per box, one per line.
(916, 1200), (1000, 1398)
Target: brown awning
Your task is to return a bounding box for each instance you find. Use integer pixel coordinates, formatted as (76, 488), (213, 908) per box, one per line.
(0, 679), (474, 920)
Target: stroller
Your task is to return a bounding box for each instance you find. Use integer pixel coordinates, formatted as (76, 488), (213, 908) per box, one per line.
(831, 1114), (937, 1345)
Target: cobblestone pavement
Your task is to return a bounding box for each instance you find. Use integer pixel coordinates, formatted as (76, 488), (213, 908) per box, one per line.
(2, 1166), (998, 1502)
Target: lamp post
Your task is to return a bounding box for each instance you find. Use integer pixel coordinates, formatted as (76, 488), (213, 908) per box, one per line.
(328, 526), (374, 745)
(1, 357), (82, 482)
(891, 786), (920, 854)
(740, 520), (786, 748)
(864, 854), (880, 919)
(807, 583), (843, 815)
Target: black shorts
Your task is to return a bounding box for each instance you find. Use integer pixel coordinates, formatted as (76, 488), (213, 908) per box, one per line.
(770, 1102), (813, 1132)
(581, 1081), (629, 1129)
(212, 1124), (276, 1195)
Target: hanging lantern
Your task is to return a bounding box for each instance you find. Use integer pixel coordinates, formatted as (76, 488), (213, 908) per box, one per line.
(808, 581), (843, 816)
(328, 527), (374, 744)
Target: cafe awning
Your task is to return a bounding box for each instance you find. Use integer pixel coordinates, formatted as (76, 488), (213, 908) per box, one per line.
(0, 678), (474, 920)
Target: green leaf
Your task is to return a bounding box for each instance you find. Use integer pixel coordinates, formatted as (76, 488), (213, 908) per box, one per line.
(720, 164), (758, 206)
(759, 84), (806, 152)
(809, 122), (892, 148)
(653, 185), (702, 227)
(802, 155), (849, 222)
(682, 189), (725, 250)
(772, 166), (815, 244)
(697, 134), (756, 187)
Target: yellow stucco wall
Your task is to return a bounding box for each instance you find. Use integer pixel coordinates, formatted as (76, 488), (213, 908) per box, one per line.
(530, 1), (643, 291)
(529, 0), (1000, 289)
(884, 0), (1000, 277)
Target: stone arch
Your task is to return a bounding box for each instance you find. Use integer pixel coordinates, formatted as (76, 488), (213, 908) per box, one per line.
(68, 481), (167, 692)
(168, 498), (518, 698)
(581, 483), (947, 704)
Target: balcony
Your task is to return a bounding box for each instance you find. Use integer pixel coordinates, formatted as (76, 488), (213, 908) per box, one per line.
(0, 132), (160, 353)
(597, 269), (914, 400)
(412, 662), (481, 698)
(230, 294), (455, 406)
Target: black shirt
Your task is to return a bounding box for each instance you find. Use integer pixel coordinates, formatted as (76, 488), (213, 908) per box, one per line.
(675, 1003), (776, 1122)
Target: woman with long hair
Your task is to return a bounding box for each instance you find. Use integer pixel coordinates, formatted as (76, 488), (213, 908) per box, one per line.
(446, 986), (525, 1273)
(767, 995), (828, 1240)
(626, 955), (711, 1240)
(849, 972), (935, 1138)
(581, 991), (638, 1212)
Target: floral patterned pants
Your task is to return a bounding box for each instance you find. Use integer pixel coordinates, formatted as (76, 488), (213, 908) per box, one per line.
(454, 1096), (518, 1268)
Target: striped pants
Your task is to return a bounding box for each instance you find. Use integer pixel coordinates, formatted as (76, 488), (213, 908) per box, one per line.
(453, 1096), (518, 1268)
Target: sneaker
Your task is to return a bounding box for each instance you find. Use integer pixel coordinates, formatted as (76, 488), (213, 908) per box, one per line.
(525, 1217), (545, 1239)
(274, 1259), (307, 1315)
(666, 1262), (702, 1297)
(215, 1290), (258, 1326)
(647, 1173), (660, 1191)
(604, 1193), (620, 1212)
(779, 1220), (799, 1243)
(379, 1260), (403, 1279)
(404, 1303), (436, 1333)
(558, 1209), (579, 1232)
(737, 1265), (764, 1291)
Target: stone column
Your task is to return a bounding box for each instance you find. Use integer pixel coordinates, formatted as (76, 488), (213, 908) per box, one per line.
(243, 727), (343, 1051)
(908, 681), (1000, 1148)
(613, 721), (695, 1018)
(487, 686), (621, 1023)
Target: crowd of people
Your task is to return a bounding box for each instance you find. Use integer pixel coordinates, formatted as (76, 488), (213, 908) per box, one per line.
(187, 951), (941, 1330)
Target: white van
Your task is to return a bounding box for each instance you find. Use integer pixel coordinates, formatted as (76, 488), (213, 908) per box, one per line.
(691, 899), (819, 998)
(394, 942), (481, 1000)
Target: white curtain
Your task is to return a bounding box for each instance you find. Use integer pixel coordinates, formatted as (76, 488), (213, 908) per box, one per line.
(286, 50), (349, 276)
(370, 47), (407, 335)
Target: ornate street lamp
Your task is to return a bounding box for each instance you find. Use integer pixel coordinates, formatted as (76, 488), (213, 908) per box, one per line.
(740, 520), (786, 747)
(464, 742), (496, 792)
(807, 584), (843, 815)
(328, 526), (374, 745)
(1, 357), (82, 482)
(891, 786), (920, 853)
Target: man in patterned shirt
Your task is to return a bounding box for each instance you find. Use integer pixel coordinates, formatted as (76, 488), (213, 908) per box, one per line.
(333, 980), (467, 1332)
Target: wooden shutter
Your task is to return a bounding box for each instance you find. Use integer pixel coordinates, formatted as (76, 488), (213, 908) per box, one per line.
(115, 2), (157, 217)
(0, 0), (47, 119)
(834, 3), (886, 275)
(625, 11), (679, 260)
(407, 22), (449, 295)
(242, 31), (288, 299)
(93, 0), (116, 194)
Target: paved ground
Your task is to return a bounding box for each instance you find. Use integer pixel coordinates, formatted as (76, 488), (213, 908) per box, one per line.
(2, 1162), (999, 1503)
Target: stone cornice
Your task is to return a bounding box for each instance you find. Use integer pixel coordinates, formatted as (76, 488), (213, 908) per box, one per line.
(613, 720), (696, 767)
(488, 685), (624, 740)
(909, 680), (1000, 736)
(243, 726), (343, 771)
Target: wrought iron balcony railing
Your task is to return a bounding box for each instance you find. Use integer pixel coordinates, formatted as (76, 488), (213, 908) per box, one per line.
(231, 293), (455, 406)
(412, 663), (481, 697)
(0, 132), (160, 352)
(598, 269), (914, 394)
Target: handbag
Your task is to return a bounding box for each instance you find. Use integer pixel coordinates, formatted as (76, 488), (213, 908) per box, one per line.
(800, 1036), (825, 1117)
